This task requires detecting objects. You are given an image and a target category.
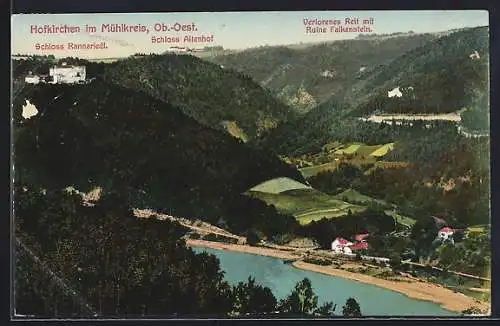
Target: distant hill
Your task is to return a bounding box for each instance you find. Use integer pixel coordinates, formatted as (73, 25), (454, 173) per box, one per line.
(346, 26), (489, 116)
(258, 27), (489, 155)
(205, 33), (439, 113)
(13, 80), (304, 235)
(101, 53), (297, 139)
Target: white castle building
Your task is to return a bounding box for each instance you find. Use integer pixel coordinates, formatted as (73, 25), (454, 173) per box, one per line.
(25, 63), (86, 84)
(49, 64), (86, 84)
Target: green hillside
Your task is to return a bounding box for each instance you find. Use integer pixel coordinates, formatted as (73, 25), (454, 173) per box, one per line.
(101, 53), (297, 139)
(13, 80), (304, 236)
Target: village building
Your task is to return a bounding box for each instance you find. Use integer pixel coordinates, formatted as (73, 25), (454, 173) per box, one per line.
(469, 50), (480, 60)
(331, 237), (354, 254)
(387, 86), (403, 98)
(49, 63), (86, 84)
(24, 74), (40, 84)
(24, 63), (87, 84)
(437, 227), (454, 241)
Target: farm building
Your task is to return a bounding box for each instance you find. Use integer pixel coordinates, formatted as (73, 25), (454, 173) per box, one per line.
(49, 64), (86, 84)
(331, 237), (354, 254)
(24, 74), (40, 84)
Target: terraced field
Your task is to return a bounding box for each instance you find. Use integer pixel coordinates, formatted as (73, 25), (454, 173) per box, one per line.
(299, 162), (339, 178)
(297, 142), (398, 178)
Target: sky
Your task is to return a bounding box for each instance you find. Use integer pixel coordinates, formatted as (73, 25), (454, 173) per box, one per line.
(11, 10), (489, 59)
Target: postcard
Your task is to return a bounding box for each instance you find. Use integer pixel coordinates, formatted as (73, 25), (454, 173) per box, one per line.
(11, 10), (491, 319)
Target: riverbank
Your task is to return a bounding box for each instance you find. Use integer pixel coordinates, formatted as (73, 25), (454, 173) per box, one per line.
(293, 261), (488, 314)
(186, 239), (489, 314)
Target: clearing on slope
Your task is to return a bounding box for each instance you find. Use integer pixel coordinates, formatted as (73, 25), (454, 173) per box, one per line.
(248, 177), (311, 194)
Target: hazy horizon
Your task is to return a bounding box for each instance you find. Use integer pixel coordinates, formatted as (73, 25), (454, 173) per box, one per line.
(11, 10), (488, 59)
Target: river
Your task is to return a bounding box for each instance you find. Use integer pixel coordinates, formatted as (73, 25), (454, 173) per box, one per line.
(192, 247), (458, 316)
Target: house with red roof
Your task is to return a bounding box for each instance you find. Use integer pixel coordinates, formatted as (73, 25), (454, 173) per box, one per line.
(349, 241), (369, 251)
(437, 227), (454, 241)
(331, 237), (354, 254)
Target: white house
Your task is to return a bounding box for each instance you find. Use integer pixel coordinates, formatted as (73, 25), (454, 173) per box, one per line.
(388, 87), (403, 98)
(469, 50), (480, 60)
(331, 237), (353, 254)
(24, 75), (40, 84)
(320, 70), (335, 78)
(49, 64), (86, 84)
(437, 227), (454, 241)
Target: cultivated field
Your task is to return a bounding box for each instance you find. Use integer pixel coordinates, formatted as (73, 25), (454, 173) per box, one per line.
(246, 188), (365, 225)
(297, 142), (397, 178)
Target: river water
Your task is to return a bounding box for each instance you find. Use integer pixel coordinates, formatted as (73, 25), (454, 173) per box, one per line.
(192, 247), (458, 316)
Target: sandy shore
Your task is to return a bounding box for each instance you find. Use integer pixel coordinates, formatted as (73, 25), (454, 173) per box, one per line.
(187, 239), (489, 314)
(187, 239), (301, 260)
(292, 261), (489, 314)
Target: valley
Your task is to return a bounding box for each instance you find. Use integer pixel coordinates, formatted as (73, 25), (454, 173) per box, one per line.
(12, 19), (491, 318)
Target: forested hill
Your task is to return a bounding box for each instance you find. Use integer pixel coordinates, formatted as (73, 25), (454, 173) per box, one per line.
(346, 26), (489, 116)
(258, 27), (489, 155)
(101, 54), (297, 139)
(204, 33), (438, 113)
(13, 79), (304, 236)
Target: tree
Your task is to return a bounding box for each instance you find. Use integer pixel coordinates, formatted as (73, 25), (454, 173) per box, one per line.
(342, 297), (362, 317)
(389, 254), (402, 272)
(232, 277), (277, 315)
(279, 278), (317, 316)
(246, 229), (261, 246)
